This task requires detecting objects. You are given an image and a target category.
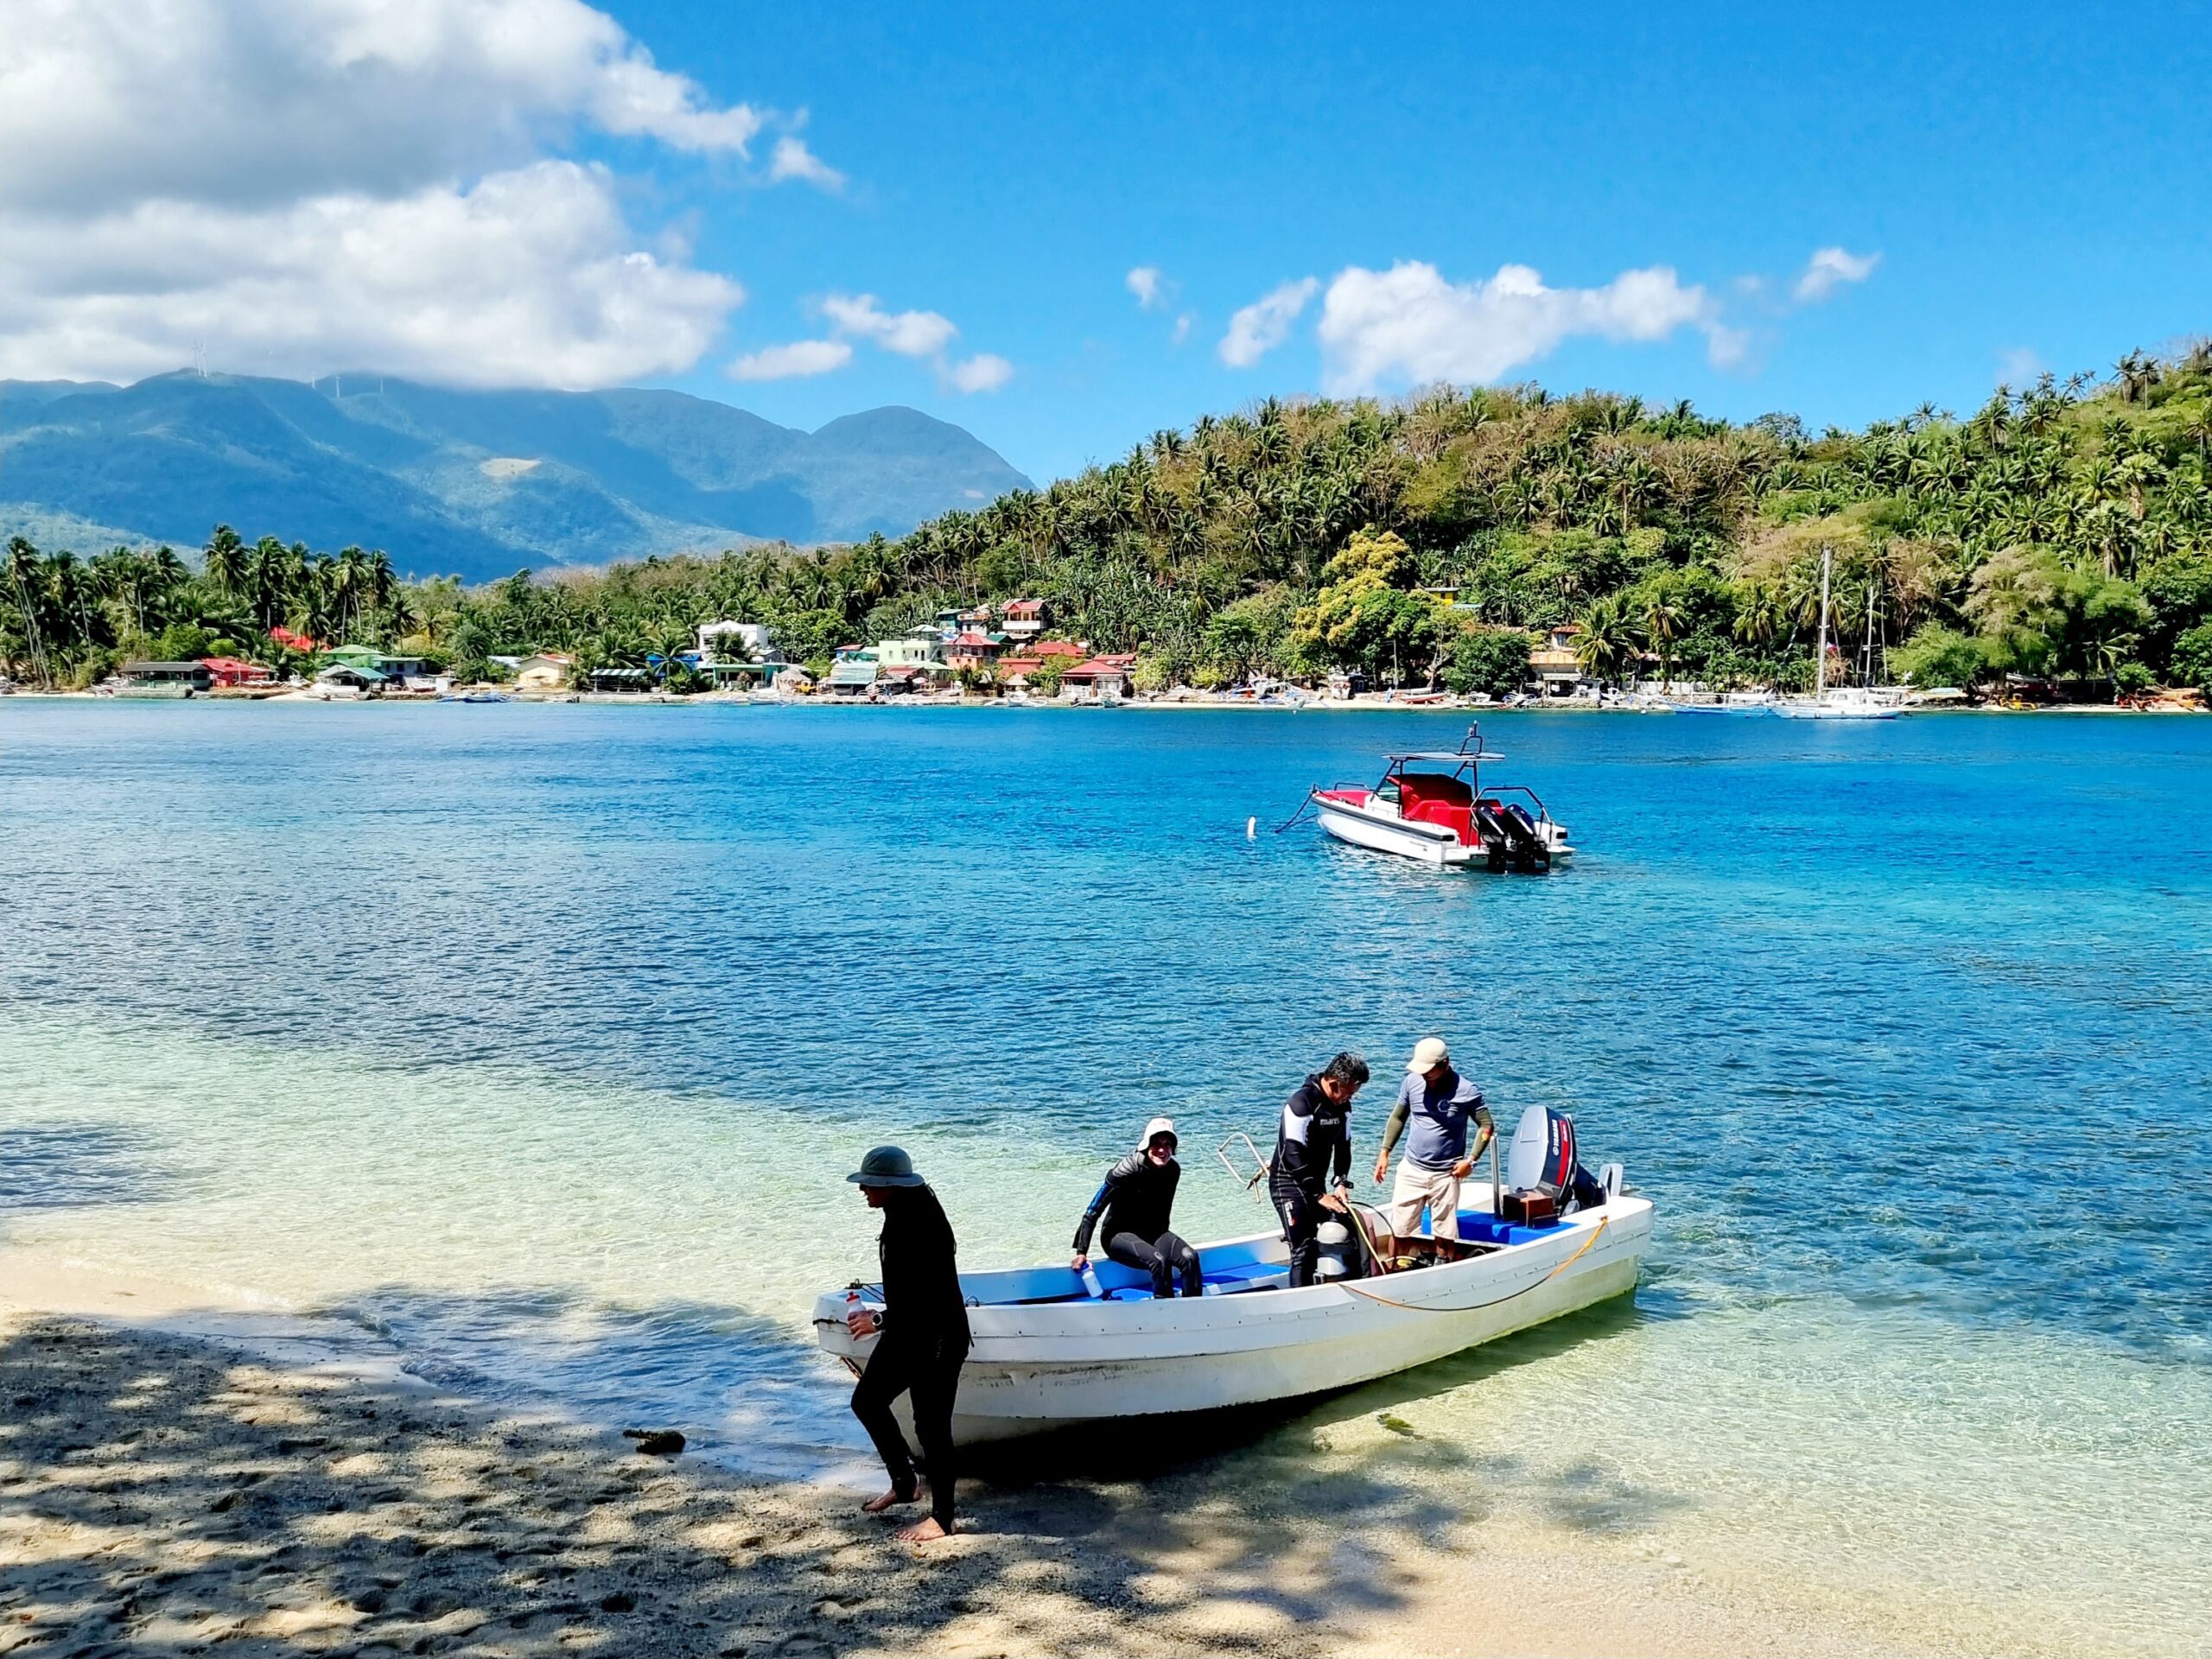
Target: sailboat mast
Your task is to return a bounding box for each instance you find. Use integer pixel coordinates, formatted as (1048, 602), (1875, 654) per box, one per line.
(1815, 545), (1832, 700)
(1863, 581), (1877, 687)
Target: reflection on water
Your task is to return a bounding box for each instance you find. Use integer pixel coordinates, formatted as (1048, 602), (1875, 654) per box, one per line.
(3, 702), (2209, 1653)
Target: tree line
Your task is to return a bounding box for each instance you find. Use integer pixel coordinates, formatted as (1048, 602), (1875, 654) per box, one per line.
(6, 346), (2212, 699)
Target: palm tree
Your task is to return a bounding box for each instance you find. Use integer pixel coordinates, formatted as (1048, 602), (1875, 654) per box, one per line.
(1572, 596), (1643, 688)
(203, 525), (245, 597)
(1641, 595), (1686, 690)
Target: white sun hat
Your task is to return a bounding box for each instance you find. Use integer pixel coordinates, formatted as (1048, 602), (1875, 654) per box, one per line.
(1407, 1037), (1451, 1074)
(1140, 1116), (1179, 1149)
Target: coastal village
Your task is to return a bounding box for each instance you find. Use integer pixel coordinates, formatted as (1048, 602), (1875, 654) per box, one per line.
(67, 594), (2205, 710)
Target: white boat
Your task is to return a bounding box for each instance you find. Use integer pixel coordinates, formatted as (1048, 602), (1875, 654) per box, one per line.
(1307, 725), (1572, 871)
(814, 1111), (1650, 1443)
(1773, 548), (1905, 720)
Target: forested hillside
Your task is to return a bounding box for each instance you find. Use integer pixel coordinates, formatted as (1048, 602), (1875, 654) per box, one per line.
(7, 347), (2212, 697)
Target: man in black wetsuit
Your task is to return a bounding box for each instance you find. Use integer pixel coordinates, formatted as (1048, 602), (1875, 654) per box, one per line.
(1272, 1052), (1371, 1287)
(843, 1145), (969, 1543)
(1071, 1116), (1202, 1298)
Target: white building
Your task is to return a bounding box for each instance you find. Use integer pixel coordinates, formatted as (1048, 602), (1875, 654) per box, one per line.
(697, 620), (775, 662)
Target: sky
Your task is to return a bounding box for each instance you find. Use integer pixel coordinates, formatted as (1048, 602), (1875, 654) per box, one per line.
(2, 1), (2208, 485)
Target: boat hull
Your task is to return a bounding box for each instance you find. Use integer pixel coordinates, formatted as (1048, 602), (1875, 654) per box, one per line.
(817, 1196), (1649, 1442)
(1313, 794), (1472, 864)
(1771, 702), (1900, 721)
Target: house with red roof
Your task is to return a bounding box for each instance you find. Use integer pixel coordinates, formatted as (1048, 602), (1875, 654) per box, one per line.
(199, 656), (275, 688)
(945, 631), (1003, 672)
(999, 598), (1046, 639)
(267, 626), (320, 652)
(1063, 652), (1140, 701)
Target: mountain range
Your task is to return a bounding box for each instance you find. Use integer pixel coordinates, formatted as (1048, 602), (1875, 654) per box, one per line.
(0, 372), (1033, 582)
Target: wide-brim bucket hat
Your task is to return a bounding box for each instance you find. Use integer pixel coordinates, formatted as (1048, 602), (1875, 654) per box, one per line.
(848, 1144), (925, 1187)
(1139, 1116), (1178, 1150)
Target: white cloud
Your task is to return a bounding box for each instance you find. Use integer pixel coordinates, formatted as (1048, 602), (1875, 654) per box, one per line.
(1173, 312), (1193, 346)
(1126, 266), (1165, 309)
(820, 293), (960, 359)
(728, 338), (853, 381)
(1795, 246), (1880, 303)
(0, 0), (773, 213)
(813, 292), (1007, 392)
(0, 162), (741, 387)
(0, 0), (844, 387)
(767, 136), (844, 192)
(1315, 260), (1731, 392)
(944, 353), (1013, 393)
(1220, 276), (1319, 368)
(1998, 346), (2045, 386)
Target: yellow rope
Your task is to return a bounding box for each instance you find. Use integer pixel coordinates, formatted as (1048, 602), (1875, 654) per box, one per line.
(1337, 1214), (1611, 1313)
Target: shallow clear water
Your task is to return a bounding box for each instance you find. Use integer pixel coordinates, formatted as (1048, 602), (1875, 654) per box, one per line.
(3, 702), (2209, 1652)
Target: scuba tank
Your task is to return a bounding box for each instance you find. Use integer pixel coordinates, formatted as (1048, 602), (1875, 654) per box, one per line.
(1313, 1219), (1357, 1281)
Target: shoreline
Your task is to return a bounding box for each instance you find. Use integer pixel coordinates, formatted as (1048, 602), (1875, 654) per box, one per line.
(2, 688), (2201, 715)
(0, 1249), (1974, 1658)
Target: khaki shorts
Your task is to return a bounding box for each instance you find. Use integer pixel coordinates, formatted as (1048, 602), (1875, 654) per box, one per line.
(1389, 1160), (1462, 1241)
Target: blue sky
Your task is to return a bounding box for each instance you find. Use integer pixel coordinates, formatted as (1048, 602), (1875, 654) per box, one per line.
(635, 2), (2212, 480)
(4, 1), (2208, 485)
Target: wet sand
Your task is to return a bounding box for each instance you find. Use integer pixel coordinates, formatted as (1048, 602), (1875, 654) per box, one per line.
(1, 1276), (1952, 1659)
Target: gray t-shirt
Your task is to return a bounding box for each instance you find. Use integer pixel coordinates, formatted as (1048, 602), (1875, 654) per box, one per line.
(1388, 1069), (1488, 1169)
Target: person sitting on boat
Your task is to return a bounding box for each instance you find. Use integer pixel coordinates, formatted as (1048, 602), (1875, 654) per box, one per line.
(842, 1145), (969, 1544)
(1271, 1052), (1370, 1287)
(1374, 1037), (1494, 1250)
(1071, 1117), (1202, 1299)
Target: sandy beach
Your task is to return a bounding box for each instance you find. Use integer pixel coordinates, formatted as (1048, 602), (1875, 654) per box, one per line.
(1, 1261), (1967, 1659)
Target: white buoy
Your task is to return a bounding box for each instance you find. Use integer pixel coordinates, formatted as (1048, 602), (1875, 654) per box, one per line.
(1247, 816), (1256, 839)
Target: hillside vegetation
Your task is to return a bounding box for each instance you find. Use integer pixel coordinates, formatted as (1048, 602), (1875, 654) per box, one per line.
(6, 347), (2212, 698)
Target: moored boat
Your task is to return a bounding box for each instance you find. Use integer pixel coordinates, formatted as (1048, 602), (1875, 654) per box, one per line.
(1772, 548), (1906, 720)
(814, 1108), (1649, 1443)
(1306, 724), (1571, 871)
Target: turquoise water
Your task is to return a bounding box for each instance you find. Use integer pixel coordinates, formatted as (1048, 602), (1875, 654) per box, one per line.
(3, 702), (2209, 1651)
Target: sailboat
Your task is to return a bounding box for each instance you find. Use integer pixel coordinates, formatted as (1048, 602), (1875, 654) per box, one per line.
(1772, 546), (1904, 721)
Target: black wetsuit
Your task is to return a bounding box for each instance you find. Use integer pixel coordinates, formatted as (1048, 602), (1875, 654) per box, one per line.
(1073, 1151), (1201, 1298)
(1272, 1074), (1359, 1287)
(849, 1185), (969, 1529)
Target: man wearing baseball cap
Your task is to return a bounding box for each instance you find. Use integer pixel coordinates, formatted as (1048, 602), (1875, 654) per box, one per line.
(1374, 1038), (1494, 1249)
(1071, 1117), (1203, 1299)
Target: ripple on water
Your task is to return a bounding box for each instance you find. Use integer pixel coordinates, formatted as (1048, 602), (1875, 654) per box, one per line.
(3, 702), (2210, 1652)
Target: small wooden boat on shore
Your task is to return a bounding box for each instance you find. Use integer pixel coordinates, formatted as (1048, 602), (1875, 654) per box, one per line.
(1306, 724), (1572, 871)
(814, 1110), (1649, 1443)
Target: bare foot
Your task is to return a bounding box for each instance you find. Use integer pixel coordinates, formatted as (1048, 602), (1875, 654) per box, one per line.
(896, 1516), (952, 1542)
(861, 1486), (915, 1514)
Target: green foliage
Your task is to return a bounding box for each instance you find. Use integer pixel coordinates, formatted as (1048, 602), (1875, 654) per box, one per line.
(2113, 660), (2157, 696)
(1891, 624), (1986, 691)
(1440, 627), (1534, 698)
(1291, 531), (1444, 681)
(150, 622), (215, 662)
(2173, 623), (2212, 692)
(1029, 655), (1070, 696)
(6, 346), (2212, 703)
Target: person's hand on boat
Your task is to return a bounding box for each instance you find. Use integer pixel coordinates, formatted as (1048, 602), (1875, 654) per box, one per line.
(846, 1307), (880, 1338)
(1071, 1252), (1089, 1273)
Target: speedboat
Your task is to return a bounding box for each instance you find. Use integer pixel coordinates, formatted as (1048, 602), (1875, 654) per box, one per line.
(813, 1107), (1650, 1443)
(1306, 724), (1571, 871)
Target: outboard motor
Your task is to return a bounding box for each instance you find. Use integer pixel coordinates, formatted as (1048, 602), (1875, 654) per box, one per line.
(1507, 1104), (1613, 1214)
